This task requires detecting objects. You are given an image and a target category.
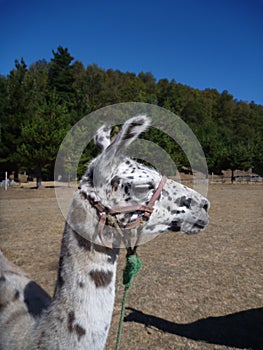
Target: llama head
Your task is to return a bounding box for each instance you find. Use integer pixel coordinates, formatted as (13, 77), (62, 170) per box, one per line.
(78, 115), (210, 247)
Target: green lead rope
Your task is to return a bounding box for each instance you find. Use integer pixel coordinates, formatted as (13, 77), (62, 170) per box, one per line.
(115, 253), (142, 350)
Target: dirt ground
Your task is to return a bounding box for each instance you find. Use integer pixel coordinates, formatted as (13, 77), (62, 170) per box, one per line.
(0, 183), (262, 350)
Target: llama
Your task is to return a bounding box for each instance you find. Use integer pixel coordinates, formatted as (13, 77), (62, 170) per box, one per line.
(0, 115), (210, 350)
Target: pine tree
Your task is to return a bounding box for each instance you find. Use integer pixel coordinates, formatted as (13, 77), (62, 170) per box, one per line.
(48, 46), (75, 105)
(17, 92), (71, 188)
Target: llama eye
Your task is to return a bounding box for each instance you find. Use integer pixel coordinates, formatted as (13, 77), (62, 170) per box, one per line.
(133, 186), (147, 194)
(132, 183), (153, 198)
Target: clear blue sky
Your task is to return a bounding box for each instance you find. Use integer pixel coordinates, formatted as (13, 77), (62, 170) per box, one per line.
(1, 0), (262, 105)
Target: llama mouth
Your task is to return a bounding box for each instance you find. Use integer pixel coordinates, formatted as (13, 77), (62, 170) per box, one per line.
(193, 218), (209, 230)
(193, 223), (205, 230)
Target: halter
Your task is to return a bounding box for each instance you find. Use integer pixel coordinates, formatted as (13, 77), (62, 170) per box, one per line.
(84, 176), (167, 249)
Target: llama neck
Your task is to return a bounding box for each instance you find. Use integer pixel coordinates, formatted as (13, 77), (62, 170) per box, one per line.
(32, 193), (119, 350)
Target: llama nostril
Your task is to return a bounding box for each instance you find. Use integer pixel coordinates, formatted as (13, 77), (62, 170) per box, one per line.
(203, 203), (208, 212)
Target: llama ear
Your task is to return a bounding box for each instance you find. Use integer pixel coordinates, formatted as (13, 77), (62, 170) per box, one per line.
(105, 115), (151, 158)
(93, 115), (151, 182)
(94, 125), (111, 150)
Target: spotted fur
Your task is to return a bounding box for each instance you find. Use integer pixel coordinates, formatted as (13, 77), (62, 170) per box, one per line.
(89, 270), (113, 288)
(0, 115), (209, 350)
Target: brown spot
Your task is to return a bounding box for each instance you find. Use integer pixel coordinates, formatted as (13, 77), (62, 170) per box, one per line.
(6, 309), (28, 325)
(37, 330), (46, 348)
(89, 270), (113, 288)
(67, 311), (86, 341)
(68, 311), (75, 333)
(75, 324), (86, 341)
(70, 202), (86, 226)
(111, 176), (120, 191)
(0, 300), (9, 311)
(13, 290), (20, 301)
(74, 232), (91, 251)
(56, 316), (64, 323)
(57, 255), (65, 289)
(0, 275), (6, 282)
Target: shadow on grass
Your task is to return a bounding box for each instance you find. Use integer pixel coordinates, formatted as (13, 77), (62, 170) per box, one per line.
(125, 307), (263, 349)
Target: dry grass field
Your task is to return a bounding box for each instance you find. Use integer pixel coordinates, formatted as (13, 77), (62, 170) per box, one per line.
(0, 183), (262, 350)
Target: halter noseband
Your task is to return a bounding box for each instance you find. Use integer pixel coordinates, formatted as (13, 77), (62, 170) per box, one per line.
(84, 176), (167, 248)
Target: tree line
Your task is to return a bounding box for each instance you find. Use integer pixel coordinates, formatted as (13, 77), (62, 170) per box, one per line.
(0, 46), (262, 187)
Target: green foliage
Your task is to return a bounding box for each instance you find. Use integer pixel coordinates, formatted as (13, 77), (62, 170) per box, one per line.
(17, 91), (71, 186)
(1, 45), (262, 182)
(48, 46), (75, 106)
(18, 94), (70, 164)
(0, 59), (31, 169)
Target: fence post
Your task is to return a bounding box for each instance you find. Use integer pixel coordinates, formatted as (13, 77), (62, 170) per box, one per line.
(5, 171), (8, 191)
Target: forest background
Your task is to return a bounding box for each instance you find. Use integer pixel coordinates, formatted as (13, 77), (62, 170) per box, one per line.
(0, 46), (262, 186)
